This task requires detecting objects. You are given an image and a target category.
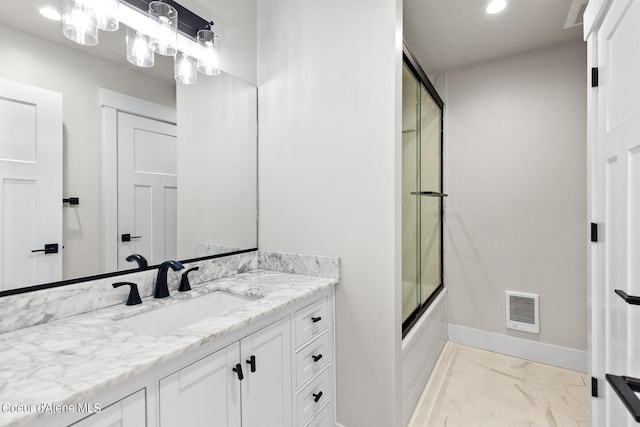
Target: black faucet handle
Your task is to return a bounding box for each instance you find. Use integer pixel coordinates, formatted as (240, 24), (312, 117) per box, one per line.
(112, 282), (143, 305)
(125, 254), (148, 269)
(179, 267), (200, 292)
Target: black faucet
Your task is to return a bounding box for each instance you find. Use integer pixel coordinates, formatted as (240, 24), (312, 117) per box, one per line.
(154, 260), (184, 298)
(126, 254), (148, 269)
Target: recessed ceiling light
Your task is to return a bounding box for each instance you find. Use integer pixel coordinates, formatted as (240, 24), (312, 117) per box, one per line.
(39, 7), (62, 21)
(486, 0), (507, 14)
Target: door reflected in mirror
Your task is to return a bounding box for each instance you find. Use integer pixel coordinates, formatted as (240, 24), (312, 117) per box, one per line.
(0, 1), (257, 293)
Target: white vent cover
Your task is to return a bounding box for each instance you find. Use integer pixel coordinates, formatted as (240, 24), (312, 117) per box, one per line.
(505, 291), (539, 334)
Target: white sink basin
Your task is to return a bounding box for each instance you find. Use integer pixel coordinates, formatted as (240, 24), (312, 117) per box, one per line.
(117, 291), (258, 337)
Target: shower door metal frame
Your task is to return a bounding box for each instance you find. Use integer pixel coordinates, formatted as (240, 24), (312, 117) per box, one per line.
(401, 44), (445, 338)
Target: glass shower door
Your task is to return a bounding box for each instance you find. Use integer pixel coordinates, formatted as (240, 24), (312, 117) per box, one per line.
(402, 58), (444, 334)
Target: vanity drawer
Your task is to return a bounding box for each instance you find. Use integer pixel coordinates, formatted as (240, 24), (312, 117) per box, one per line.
(295, 297), (328, 347)
(303, 401), (332, 427)
(296, 332), (330, 389)
(296, 367), (331, 426)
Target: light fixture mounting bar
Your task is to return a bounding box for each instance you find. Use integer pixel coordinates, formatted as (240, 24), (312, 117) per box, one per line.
(122, 0), (210, 39)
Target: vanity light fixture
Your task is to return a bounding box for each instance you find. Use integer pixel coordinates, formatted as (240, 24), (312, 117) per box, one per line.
(148, 0), (178, 56)
(62, 0), (99, 46)
(175, 51), (197, 84)
(486, 0), (507, 14)
(126, 26), (154, 67)
(196, 24), (221, 76)
(89, 0), (120, 31)
(39, 7), (62, 21)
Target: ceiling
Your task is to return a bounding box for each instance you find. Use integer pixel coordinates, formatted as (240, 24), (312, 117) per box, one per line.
(403, 0), (585, 74)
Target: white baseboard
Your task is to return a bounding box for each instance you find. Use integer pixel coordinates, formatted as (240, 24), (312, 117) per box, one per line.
(448, 324), (587, 373)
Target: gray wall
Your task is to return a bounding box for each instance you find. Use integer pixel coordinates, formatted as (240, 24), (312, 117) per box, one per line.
(257, 0), (404, 425)
(444, 42), (587, 351)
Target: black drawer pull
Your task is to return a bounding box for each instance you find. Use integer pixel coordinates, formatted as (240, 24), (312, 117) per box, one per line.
(232, 364), (244, 381)
(312, 354), (323, 362)
(606, 374), (640, 421)
(246, 355), (256, 373)
(312, 391), (323, 403)
(311, 316), (322, 323)
(615, 289), (640, 305)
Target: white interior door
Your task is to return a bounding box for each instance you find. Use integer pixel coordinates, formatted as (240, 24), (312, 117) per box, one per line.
(594, 0), (640, 424)
(117, 112), (177, 269)
(0, 79), (62, 291)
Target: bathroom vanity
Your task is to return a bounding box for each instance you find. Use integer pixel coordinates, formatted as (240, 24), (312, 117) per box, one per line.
(0, 252), (338, 427)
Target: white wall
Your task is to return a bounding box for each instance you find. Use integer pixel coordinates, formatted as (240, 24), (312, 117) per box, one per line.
(177, 72), (257, 258)
(182, 0), (257, 85)
(257, 0), (403, 425)
(444, 42), (587, 354)
(0, 23), (175, 280)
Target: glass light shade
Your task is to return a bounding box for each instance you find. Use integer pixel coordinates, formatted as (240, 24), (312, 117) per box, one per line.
(175, 52), (197, 84)
(196, 29), (221, 76)
(62, 0), (99, 46)
(148, 1), (178, 56)
(90, 0), (119, 31)
(126, 27), (154, 68)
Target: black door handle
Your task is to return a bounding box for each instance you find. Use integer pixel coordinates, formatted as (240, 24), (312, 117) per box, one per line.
(121, 234), (142, 242)
(313, 391), (323, 403)
(31, 243), (59, 254)
(246, 355), (256, 372)
(311, 316), (322, 323)
(232, 364), (244, 380)
(312, 354), (323, 362)
(606, 374), (640, 421)
(615, 290), (640, 305)
(62, 197), (79, 205)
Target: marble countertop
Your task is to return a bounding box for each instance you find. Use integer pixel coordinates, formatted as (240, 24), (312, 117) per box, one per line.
(0, 270), (337, 427)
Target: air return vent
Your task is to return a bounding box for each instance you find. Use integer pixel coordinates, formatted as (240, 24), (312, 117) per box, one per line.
(505, 291), (539, 334)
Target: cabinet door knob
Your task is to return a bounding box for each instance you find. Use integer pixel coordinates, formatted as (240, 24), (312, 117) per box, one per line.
(232, 364), (244, 381)
(312, 354), (323, 362)
(246, 355), (256, 373)
(312, 391), (323, 403)
(311, 316), (322, 323)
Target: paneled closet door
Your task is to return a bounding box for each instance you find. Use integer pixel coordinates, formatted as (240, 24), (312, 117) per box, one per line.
(593, 0), (640, 425)
(0, 79), (62, 291)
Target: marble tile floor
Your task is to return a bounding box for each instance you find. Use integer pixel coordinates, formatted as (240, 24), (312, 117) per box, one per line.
(408, 343), (588, 427)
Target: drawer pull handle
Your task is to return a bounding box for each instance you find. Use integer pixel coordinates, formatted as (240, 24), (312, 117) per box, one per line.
(311, 316), (322, 323)
(312, 354), (323, 362)
(246, 355), (256, 373)
(232, 364), (244, 381)
(313, 391), (323, 403)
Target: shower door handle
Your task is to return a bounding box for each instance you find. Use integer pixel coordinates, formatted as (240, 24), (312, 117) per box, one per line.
(410, 191), (448, 197)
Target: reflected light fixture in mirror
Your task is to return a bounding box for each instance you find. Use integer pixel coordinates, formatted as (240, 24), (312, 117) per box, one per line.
(196, 27), (221, 76)
(126, 26), (155, 67)
(148, 1), (178, 56)
(175, 51), (197, 84)
(39, 7), (62, 21)
(90, 0), (120, 31)
(62, 0), (99, 46)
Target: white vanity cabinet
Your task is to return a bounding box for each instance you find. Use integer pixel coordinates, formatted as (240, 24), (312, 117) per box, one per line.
(70, 390), (145, 427)
(43, 289), (335, 427)
(159, 317), (292, 427)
